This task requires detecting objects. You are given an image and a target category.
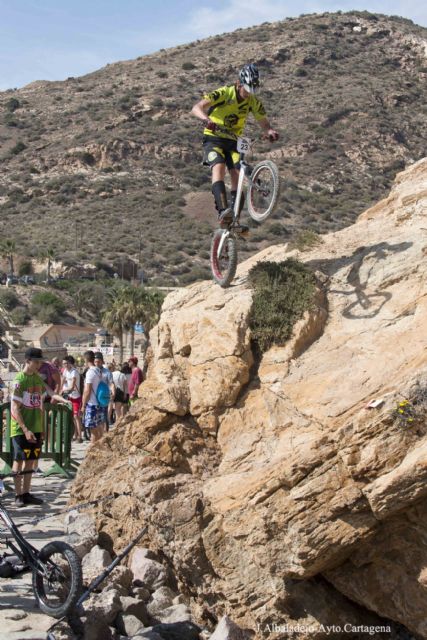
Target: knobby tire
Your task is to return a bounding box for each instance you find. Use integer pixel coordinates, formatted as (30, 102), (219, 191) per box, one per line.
(210, 229), (238, 288)
(247, 160), (280, 222)
(32, 541), (82, 618)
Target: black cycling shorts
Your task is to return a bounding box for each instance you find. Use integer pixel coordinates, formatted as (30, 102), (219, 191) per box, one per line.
(12, 433), (42, 462)
(202, 136), (240, 170)
(113, 388), (125, 403)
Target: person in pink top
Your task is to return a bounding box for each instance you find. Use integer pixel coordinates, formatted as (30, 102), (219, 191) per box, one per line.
(128, 356), (144, 404)
(38, 361), (61, 404)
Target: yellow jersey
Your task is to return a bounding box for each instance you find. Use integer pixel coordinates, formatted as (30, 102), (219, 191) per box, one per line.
(203, 84), (266, 140)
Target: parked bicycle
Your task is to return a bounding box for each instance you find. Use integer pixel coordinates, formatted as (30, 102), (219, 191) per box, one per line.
(0, 473), (82, 618)
(209, 126), (280, 287)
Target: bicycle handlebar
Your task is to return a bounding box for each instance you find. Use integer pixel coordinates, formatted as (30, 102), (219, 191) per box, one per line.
(203, 120), (278, 143)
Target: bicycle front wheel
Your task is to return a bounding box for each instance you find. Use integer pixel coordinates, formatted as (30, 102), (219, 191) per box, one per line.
(247, 160), (280, 222)
(210, 229), (238, 288)
(33, 541), (82, 618)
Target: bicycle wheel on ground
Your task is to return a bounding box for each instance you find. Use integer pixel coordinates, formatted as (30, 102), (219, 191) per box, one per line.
(33, 541), (82, 618)
(210, 229), (238, 288)
(247, 159), (280, 223)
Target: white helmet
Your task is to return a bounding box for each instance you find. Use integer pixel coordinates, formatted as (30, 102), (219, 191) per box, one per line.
(239, 63), (260, 94)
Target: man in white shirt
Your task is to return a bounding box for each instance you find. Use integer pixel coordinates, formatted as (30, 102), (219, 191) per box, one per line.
(94, 352), (115, 433)
(61, 355), (82, 443)
(81, 351), (104, 444)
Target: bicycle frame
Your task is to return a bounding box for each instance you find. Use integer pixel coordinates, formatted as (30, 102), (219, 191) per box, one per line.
(216, 148), (252, 259)
(0, 499), (48, 576)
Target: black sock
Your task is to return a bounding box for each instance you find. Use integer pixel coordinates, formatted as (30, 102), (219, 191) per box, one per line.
(212, 181), (228, 212)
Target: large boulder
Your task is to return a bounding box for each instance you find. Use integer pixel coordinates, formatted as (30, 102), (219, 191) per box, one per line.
(130, 552), (170, 591)
(71, 159), (427, 638)
(82, 545), (112, 584)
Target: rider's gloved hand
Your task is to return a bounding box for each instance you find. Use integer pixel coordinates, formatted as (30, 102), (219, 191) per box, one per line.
(204, 119), (217, 132)
(267, 129), (279, 142)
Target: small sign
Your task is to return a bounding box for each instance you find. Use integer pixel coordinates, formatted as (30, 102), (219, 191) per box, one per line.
(237, 136), (251, 153)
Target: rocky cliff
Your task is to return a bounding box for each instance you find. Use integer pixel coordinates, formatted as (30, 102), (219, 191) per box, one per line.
(72, 158), (427, 638)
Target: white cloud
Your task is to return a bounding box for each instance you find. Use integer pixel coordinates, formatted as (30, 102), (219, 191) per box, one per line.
(188, 0), (293, 38)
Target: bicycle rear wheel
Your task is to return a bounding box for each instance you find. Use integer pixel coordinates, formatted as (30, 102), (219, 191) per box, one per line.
(247, 160), (280, 222)
(33, 541), (82, 618)
(210, 229), (238, 288)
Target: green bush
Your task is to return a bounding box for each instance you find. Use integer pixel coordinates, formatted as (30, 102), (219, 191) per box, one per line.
(248, 259), (316, 352)
(5, 97), (20, 112)
(33, 304), (61, 323)
(10, 306), (30, 325)
(292, 229), (323, 251)
(10, 141), (27, 155)
(0, 290), (19, 311)
(182, 62), (196, 70)
(31, 291), (66, 321)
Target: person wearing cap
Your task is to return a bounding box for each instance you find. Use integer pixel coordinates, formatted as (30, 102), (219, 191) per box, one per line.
(128, 356), (144, 404)
(10, 347), (71, 508)
(61, 355), (83, 443)
(81, 351), (115, 442)
(191, 63), (279, 229)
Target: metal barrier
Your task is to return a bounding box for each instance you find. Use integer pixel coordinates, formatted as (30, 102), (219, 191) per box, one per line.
(0, 402), (77, 477)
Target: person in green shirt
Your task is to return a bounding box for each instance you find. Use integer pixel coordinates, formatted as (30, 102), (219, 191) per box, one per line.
(11, 347), (69, 508)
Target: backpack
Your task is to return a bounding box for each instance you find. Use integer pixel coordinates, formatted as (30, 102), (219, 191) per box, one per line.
(96, 378), (110, 407)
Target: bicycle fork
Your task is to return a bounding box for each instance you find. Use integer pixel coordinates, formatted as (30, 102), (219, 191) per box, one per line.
(217, 229), (230, 257)
(233, 163), (246, 220)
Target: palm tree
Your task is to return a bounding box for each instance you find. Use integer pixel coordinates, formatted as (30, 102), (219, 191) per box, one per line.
(1, 239), (16, 278)
(101, 284), (164, 359)
(125, 287), (165, 354)
(102, 300), (126, 363)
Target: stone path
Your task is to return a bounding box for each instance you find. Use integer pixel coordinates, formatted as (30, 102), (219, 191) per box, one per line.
(0, 441), (87, 640)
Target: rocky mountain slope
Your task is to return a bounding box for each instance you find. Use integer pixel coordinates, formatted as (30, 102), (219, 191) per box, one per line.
(0, 11), (426, 285)
(71, 158), (427, 637)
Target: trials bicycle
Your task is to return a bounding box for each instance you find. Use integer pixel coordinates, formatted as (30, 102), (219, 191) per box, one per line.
(209, 126), (280, 287)
(0, 474), (82, 618)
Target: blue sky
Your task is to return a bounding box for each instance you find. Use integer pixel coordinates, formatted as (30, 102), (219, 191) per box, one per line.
(0, 0), (425, 91)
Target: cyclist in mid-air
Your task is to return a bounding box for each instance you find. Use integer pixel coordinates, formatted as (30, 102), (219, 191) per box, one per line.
(191, 63), (279, 228)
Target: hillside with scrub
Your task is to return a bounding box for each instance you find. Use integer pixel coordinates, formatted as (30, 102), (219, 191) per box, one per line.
(0, 10), (426, 286)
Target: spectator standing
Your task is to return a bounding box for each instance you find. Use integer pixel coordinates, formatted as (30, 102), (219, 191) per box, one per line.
(112, 365), (127, 421)
(81, 351), (104, 445)
(107, 363), (115, 426)
(35, 358), (61, 473)
(61, 355), (83, 442)
(94, 353), (114, 431)
(128, 356), (144, 405)
(51, 357), (61, 371)
(80, 351), (95, 440)
(39, 359), (61, 404)
(10, 347), (70, 507)
(121, 362), (132, 415)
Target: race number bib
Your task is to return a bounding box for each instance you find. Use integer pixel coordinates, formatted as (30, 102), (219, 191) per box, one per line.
(237, 137), (251, 153)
